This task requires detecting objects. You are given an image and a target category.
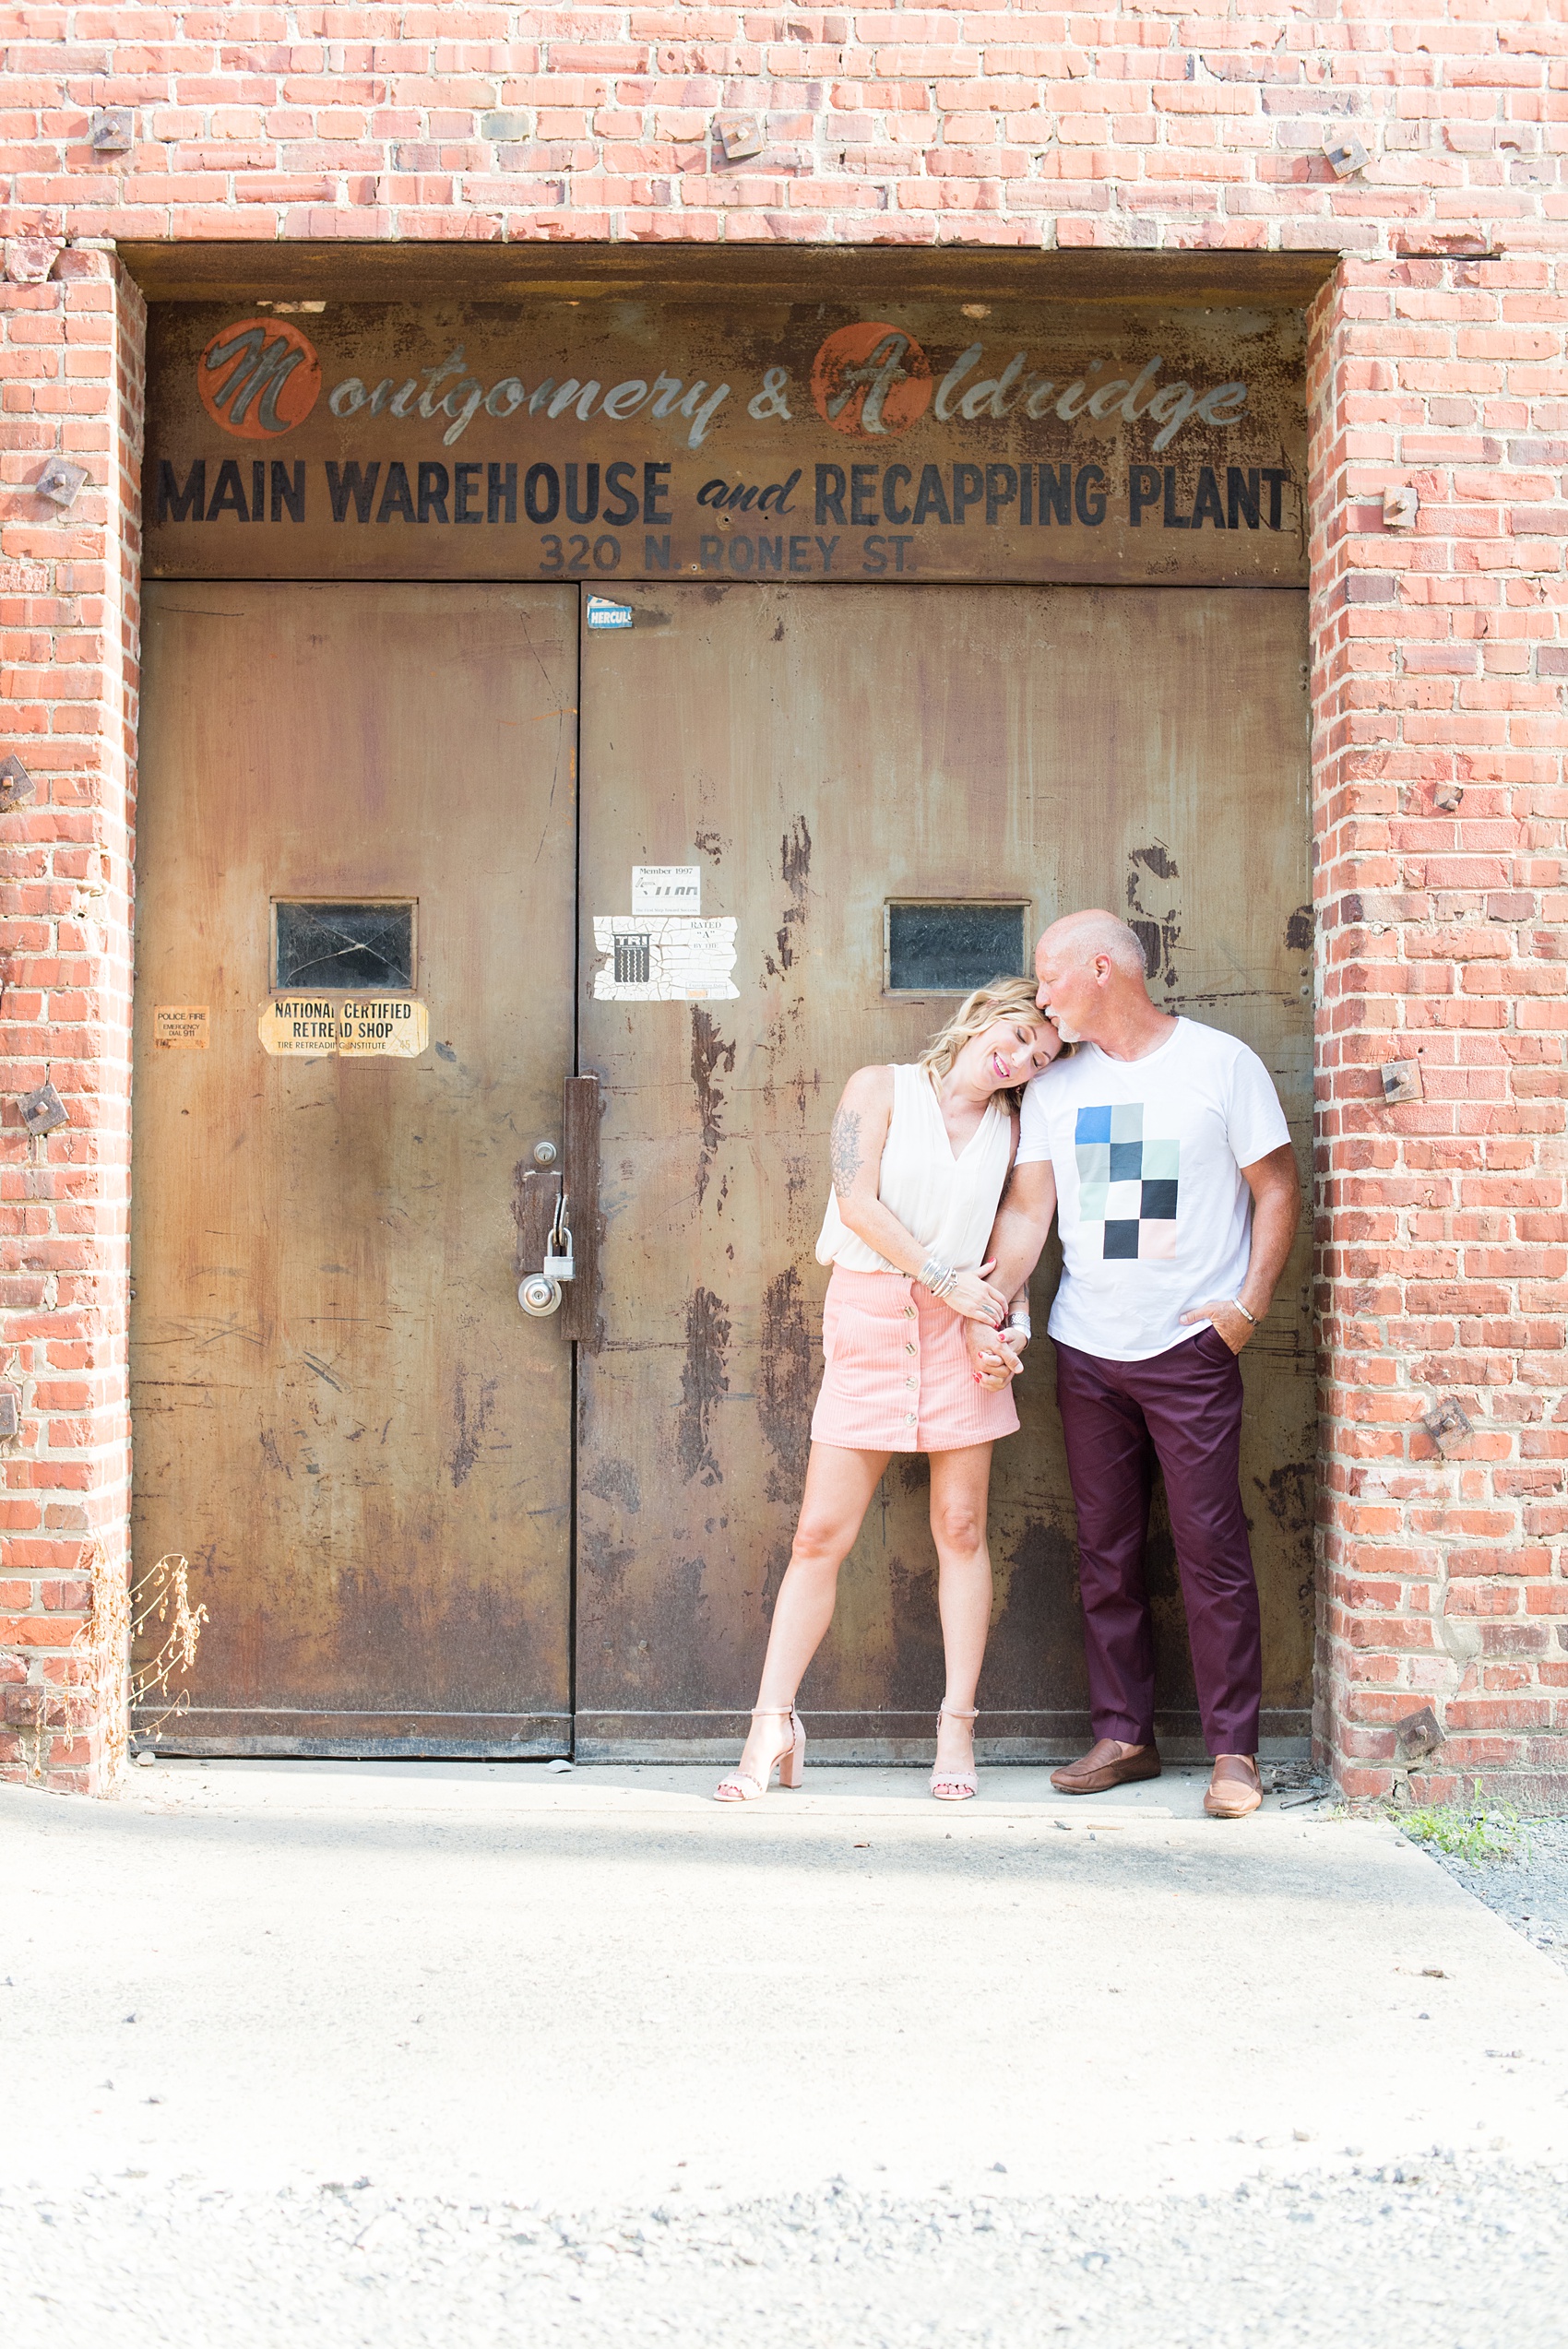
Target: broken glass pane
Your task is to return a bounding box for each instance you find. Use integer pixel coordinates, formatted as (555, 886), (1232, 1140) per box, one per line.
(274, 902), (415, 992)
(886, 902), (1027, 994)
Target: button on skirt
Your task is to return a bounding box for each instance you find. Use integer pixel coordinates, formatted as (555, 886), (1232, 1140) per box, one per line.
(809, 1266), (1021, 1454)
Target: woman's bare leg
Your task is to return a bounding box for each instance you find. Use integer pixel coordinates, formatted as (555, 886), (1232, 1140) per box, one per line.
(927, 1443), (996, 1781)
(729, 1441), (889, 1785)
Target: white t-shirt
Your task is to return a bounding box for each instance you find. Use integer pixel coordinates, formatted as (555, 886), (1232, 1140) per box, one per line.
(1015, 1017), (1291, 1363)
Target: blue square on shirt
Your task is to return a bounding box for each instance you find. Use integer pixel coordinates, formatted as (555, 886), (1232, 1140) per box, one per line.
(1102, 1220), (1140, 1260)
(1141, 1179), (1179, 1220)
(1075, 1105), (1113, 1145)
(1108, 1140), (1144, 1182)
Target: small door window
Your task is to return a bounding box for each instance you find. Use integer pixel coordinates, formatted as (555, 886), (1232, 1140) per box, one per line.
(272, 901), (416, 992)
(885, 900), (1028, 995)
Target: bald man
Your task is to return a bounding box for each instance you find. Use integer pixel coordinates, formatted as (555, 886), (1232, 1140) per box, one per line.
(969, 911), (1301, 1820)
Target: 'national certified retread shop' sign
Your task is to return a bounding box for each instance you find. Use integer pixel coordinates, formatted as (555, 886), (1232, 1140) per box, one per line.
(146, 298), (1305, 587)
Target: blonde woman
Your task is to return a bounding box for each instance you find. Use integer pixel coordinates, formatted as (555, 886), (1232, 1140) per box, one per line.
(717, 979), (1065, 1806)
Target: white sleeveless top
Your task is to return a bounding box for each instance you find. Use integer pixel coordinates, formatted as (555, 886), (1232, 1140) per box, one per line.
(815, 1063), (1015, 1275)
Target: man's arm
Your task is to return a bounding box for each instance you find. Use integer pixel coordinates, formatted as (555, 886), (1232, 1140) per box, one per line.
(981, 1158), (1058, 1300)
(964, 1159), (1057, 1385)
(1179, 1141), (1301, 1355)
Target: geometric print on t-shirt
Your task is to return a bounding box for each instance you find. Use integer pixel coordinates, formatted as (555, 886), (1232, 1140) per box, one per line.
(1074, 1102), (1180, 1261)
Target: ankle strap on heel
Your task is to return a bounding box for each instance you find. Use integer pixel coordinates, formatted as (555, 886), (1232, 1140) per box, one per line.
(937, 1705), (979, 1722)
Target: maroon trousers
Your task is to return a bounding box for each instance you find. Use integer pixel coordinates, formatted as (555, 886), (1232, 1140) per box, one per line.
(1053, 1324), (1263, 1758)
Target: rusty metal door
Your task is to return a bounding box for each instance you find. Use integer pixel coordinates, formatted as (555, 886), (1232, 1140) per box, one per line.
(131, 582), (577, 1754)
(575, 583), (1312, 1761)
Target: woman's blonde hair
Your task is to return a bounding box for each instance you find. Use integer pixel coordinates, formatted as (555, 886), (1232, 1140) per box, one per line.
(917, 977), (1063, 1109)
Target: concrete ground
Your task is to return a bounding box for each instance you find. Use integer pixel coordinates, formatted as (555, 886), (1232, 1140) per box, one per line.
(5, 1759), (1568, 2345)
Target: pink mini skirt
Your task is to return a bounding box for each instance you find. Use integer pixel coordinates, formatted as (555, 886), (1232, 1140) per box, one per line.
(810, 1267), (1021, 1455)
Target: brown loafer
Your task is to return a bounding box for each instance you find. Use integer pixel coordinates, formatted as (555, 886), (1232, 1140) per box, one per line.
(1204, 1754), (1263, 1819)
(1050, 1738), (1163, 1796)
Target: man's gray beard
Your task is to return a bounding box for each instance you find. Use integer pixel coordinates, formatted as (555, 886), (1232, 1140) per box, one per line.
(1051, 1018), (1084, 1045)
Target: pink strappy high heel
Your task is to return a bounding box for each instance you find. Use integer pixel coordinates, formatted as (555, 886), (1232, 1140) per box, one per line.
(930, 1704), (979, 1803)
(714, 1707), (806, 1803)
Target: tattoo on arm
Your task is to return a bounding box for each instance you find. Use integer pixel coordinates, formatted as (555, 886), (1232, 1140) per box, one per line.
(830, 1106), (864, 1198)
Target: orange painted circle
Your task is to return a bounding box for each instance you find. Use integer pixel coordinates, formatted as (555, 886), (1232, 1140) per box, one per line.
(810, 322), (932, 440)
(197, 316), (322, 440)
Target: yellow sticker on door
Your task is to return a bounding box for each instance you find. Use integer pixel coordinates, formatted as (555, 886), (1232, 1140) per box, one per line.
(154, 1005), (210, 1049)
(339, 998), (430, 1056)
(257, 996), (429, 1057)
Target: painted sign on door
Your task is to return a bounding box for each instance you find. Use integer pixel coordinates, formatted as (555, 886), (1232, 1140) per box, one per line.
(146, 297), (1306, 587)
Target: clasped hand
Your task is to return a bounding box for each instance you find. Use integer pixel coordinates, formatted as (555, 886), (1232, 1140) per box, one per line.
(937, 1261), (1010, 1325)
(964, 1316), (1026, 1392)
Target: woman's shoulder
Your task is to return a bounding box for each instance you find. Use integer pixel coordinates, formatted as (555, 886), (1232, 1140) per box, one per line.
(839, 1062), (898, 1107)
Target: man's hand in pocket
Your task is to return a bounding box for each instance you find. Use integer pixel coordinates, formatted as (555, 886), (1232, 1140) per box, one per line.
(1180, 1300), (1253, 1355)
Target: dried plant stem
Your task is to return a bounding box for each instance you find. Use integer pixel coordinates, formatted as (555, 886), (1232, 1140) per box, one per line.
(130, 1554), (209, 1741)
(55, 1548), (208, 1788)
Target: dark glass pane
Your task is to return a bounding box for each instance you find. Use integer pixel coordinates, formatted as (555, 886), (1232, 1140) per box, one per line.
(887, 902), (1026, 993)
(275, 902), (414, 991)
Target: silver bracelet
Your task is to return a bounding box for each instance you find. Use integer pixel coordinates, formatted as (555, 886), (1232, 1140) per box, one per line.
(919, 1255), (956, 1300)
(1004, 1314), (1031, 1338)
(1230, 1299), (1257, 1325)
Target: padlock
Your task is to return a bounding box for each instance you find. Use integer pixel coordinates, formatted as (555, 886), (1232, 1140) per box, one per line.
(542, 1192), (575, 1284)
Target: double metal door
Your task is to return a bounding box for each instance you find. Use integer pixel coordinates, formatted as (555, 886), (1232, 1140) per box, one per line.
(133, 579), (1313, 1758)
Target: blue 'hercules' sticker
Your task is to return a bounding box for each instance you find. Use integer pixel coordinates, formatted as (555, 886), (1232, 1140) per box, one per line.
(586, 596), (634, 632)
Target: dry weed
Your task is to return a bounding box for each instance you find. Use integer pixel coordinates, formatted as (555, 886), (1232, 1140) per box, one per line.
(130, 1553), (209, 1742)
(41, 1547), (209, 1787)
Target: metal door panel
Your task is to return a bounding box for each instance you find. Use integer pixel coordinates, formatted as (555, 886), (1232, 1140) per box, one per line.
(576, 583), (1312, 1760)
(131, 582), (577, 1754)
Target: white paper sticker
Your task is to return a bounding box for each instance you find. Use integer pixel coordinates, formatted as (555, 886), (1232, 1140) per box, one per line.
(631, 865), (701, 913)
(592, 916), (738, 1002)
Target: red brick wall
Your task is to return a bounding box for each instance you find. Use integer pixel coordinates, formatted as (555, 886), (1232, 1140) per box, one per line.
(1310, 248), (1568, 1808)
(1, 243), (142, 1789)
(1, 5), (1563, 1797)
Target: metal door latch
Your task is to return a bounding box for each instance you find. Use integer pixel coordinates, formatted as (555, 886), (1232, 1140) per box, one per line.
(512, 1075), (599, 1336)
(518, 1192), (575, 1317)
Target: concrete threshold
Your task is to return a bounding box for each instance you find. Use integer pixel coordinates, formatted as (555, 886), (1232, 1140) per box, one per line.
(125, 1756), (1296, 1828)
